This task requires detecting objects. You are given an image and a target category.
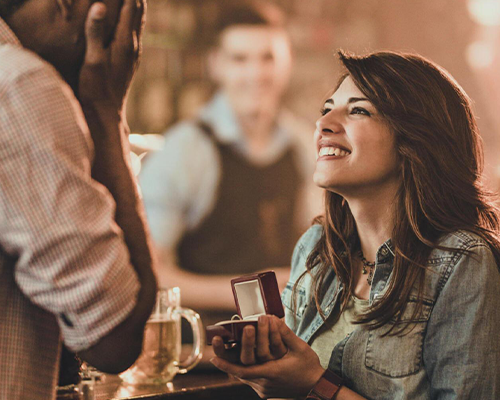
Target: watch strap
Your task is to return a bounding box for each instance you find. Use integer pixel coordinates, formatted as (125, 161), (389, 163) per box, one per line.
(305, 369), (343, 400)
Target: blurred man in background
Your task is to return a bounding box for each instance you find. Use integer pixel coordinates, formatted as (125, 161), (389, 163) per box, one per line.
(0, 0), (157, 397)
(140, 0), (319, 337)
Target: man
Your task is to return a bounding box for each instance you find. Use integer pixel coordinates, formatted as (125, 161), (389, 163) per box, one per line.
(140, 1), (318, 327)
(0, 0), (157, 398)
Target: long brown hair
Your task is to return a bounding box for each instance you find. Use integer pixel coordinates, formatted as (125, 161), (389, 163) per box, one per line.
(296, 50), (500, 334)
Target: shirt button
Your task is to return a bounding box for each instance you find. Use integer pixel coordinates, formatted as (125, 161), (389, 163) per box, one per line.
(381, 247), (388, 256)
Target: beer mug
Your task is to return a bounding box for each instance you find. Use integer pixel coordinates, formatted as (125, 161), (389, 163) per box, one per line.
(120, 287), (204, 384)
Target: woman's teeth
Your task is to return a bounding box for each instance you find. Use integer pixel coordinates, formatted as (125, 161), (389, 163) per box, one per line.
(318, 147), (350, 157)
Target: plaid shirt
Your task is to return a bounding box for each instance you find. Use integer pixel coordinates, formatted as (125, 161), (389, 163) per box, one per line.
(0, 17), (140, 399)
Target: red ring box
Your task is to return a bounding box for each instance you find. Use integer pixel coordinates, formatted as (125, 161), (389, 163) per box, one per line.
(206, 271), (285, 345)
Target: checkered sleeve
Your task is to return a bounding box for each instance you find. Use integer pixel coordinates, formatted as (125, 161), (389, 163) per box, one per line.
(0, 60), (140, 352)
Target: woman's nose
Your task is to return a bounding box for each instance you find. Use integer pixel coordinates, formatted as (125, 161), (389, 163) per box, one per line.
(316, 113), (343, 135)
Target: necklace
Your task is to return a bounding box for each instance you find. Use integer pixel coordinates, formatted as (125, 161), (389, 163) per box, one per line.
(358, 250), (376, 286)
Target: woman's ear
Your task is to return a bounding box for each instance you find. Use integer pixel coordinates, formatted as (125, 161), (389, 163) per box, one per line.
(54, 0), (74, 21)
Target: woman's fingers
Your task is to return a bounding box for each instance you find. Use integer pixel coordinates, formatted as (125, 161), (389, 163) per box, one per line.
(240, 325), (257, 365)
(269, 317), (288, 358)
(212, 337), (241, 364)
(276, 315), (306, 351)
(212, 336), (226, 358)
(211, 356), (271, 380)
(256, 316), (273, 362)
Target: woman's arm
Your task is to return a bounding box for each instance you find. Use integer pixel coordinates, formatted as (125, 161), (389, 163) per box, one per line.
(423, 244), (500, 399)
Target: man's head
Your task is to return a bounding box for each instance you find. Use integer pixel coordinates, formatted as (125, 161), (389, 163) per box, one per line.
(1, 0), (123, 90)
(208, 0), (292, 118)
(0, 0), (27, 18)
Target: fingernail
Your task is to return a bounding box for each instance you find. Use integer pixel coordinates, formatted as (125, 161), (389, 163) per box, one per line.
(91, 2), (107, 19)
(244, 325), (254, 335)
(209, 357), (218, 366)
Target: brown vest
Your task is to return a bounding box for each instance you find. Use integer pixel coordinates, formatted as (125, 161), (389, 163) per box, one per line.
(177, 121), (302, 276)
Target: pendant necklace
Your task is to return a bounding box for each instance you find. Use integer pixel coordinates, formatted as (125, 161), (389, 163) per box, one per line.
(359, 250), (376, 286)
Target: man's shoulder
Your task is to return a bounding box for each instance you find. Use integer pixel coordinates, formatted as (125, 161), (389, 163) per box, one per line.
(141, 119), (219, 177)
(0, 44), (59, 87)
(0, 43), (73, 113)
(160, 119), (218, 154)
(0, 44), (91, 163)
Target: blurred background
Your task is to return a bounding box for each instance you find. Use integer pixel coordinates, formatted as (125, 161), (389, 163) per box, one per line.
(127, 0), (500, 190)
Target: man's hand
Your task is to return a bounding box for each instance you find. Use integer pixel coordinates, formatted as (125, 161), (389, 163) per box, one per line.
(211, 317), (324, 399)
(74, 0), (158, 373)
(79, 0), (146, 111)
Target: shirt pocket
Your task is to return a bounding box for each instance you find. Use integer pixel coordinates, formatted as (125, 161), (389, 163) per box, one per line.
(282, 281), (308, 329)
(364, 297), (434, 378)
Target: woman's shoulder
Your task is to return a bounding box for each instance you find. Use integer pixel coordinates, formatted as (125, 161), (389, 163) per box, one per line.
(295, 224), (324, 254)
(436, 230), (490, 250)
(430, 230), (493, 263)
(290, 225), (323, 276)
(428, 230), (498, 276)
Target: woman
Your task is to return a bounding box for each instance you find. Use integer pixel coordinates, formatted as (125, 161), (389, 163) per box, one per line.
(211, 50), (500, 399)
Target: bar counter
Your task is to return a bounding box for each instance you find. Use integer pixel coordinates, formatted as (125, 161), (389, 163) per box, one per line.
(93, 370), (261, 400)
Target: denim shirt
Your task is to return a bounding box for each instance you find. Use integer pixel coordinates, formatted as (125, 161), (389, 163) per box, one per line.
(282, 225), (500, 399)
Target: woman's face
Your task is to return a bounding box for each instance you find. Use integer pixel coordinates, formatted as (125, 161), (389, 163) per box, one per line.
(313, 76), (399, 197)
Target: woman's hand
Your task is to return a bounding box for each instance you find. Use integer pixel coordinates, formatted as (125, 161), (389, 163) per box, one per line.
(79, 0), (145, 112)
(212, 315), (288, 366)
(211, 316), (325, 399)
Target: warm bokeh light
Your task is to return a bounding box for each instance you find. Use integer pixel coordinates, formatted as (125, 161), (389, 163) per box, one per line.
(468, 0), (500, 26)
(126, 0), (500, 190)
(465, 40), (495, 69)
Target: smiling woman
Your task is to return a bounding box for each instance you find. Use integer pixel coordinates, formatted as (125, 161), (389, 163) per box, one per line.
(313, 76), (399, 201)
(210, 50), (500, 400)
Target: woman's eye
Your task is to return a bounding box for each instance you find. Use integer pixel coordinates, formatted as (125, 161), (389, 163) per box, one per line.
(350, 107), (371, 116)
(320, 107), (331, 116)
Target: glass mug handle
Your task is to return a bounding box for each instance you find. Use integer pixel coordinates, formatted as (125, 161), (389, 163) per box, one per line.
(174, 307), (205, 374)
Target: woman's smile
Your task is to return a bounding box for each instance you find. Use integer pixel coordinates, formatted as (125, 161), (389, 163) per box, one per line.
(316, 140), (351, 160)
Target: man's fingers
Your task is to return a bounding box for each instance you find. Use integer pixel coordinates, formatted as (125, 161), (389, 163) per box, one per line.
(84, 2), (108, 65)
(269, 317), (288, 358)
(240, 325), (256, 365)
(114, 0), (140, 45)
(134, 0), (146, 36)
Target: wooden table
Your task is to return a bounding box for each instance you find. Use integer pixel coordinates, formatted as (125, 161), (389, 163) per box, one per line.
(93, 370), (261, 400)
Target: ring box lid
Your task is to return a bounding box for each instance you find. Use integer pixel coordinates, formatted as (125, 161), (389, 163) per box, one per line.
(231, 271), (285, 321)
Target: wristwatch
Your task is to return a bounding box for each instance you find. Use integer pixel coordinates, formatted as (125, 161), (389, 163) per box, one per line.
(305, 369), (344, 400)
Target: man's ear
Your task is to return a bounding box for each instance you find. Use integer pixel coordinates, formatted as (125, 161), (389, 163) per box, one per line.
(54, 0), (74, 20)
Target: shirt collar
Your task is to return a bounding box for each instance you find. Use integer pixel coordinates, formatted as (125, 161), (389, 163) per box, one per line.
(198, 91), (292, 164)
(199, 92), (242, 144)
(376, 238), (395, 264)
(0, 17), (22, 47)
